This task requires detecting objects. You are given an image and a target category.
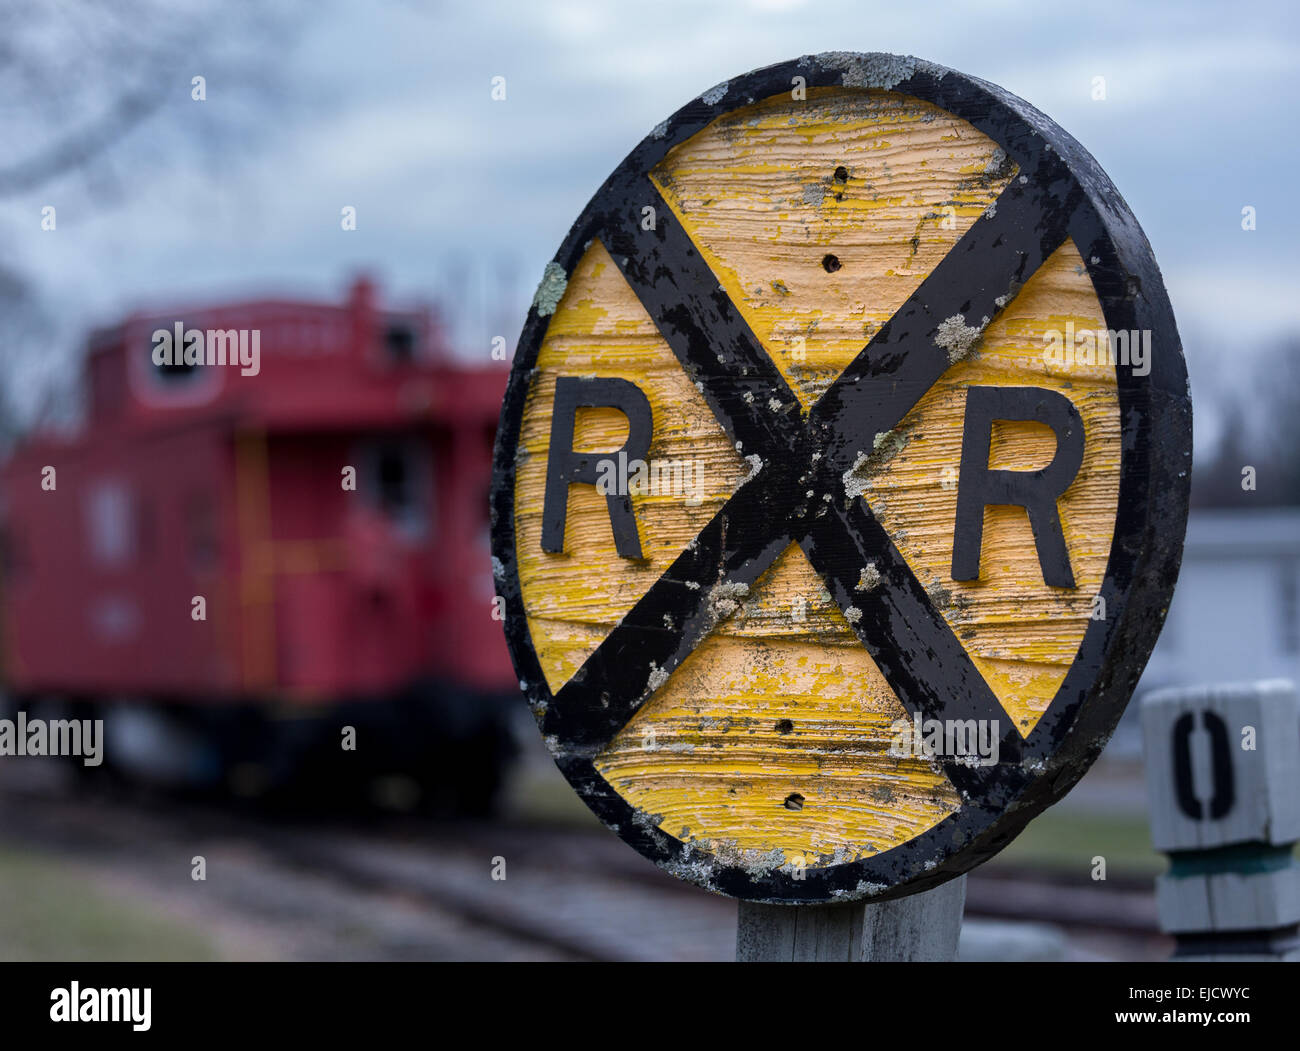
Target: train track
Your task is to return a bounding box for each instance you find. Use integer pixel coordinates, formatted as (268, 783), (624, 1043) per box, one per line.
(0, 773), (732, 961)
(0, 771), (1165, 961)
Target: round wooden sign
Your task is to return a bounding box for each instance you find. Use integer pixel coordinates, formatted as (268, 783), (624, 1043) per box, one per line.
(490, 53), (1191, 903)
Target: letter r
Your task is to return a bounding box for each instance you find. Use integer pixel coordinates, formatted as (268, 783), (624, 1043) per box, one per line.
(951, 385), (1085, 588)
(542, 376), (653, 559)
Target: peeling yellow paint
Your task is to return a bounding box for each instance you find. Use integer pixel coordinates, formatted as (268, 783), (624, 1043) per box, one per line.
(594, 543), (961, 864)
(857, 240), (1120, 735)
(513, 239), (748, 694)
(652, 86), (1016, 410)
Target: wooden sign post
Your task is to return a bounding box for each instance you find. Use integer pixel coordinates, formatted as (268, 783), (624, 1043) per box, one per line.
(491, 52), (1191, 954)
(737, 876), (967, 962)
(1141, 681), (1300, 960)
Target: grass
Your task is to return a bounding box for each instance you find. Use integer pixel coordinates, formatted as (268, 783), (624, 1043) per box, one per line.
(501, 762), (604, 828)
(0, 846), (221, 961)
(984, 810), (1165, 877)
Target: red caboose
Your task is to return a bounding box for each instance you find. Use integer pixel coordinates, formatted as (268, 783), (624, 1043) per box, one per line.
(0, 278), (516, 811)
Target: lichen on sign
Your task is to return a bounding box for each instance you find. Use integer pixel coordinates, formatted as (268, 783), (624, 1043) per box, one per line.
(594, 543), (962, 867)
(650, 86), (1017, 410)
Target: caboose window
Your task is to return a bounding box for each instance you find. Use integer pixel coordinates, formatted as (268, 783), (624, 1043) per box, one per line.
(155, 357), (198, 381)
(378, 447), (411, 514)
(85, 480), (136, 568)
(150, 329), (200, 384)
(383, 322), (418, 363)
(361, 438), (431, 540)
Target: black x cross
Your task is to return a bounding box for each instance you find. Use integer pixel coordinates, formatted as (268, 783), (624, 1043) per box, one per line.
(537, 133), (1088, 802)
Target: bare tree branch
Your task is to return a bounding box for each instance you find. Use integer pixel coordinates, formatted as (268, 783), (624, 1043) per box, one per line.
(0, 86), (165, 197)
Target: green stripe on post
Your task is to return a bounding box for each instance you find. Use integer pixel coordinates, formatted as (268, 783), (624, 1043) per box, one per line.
(1167, 842), (1298, 879)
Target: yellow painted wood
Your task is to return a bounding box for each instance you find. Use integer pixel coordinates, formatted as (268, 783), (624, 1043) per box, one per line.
(594, 542), (961, 867)
(514, 85), (1120, 865)
(652, 86), (1016, 410)
(853, 239), (1120, 735)
(513, 239), (748, 695)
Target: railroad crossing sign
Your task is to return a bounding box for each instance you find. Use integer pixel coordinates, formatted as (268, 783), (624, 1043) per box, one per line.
(490, 53), (1191, 903)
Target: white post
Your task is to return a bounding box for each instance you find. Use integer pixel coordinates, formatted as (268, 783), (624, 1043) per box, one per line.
(1141, 679), (1300, 960)
(736, 876), (966, 962)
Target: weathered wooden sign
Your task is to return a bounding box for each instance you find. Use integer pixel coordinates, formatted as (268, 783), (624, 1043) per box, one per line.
(491, 53), (1191, 903)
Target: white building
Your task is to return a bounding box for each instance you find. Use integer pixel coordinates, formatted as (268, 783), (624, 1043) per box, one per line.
(1105, 508), (1300, 758)
(1141, 508), (1300, 691)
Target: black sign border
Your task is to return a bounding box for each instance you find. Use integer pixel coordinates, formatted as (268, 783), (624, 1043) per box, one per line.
(490, 53), (1192, 904)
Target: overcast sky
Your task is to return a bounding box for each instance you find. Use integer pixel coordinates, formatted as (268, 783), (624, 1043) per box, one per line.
(6, 0), (1298, 453)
